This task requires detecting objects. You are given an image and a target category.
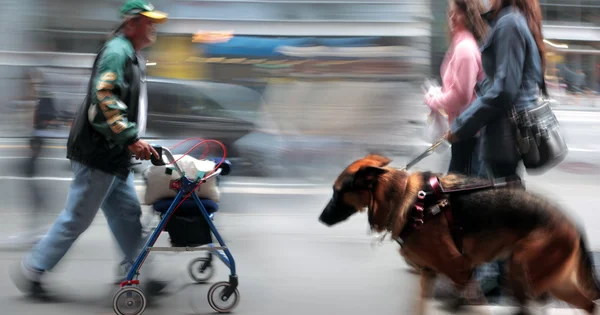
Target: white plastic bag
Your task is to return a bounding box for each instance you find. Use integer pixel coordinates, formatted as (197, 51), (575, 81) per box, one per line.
(422, 109), (449, 144)
(143, 154), (220, 205)
(420, 78), (449, 144)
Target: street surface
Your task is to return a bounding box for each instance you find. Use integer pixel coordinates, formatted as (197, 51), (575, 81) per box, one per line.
(0, 137), (600, 314)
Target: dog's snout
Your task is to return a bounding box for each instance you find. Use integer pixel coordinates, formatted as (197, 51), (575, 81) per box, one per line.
(319, 197), (357, 227)
(319, 199), (336, 226)
(318, 212), (333, 226)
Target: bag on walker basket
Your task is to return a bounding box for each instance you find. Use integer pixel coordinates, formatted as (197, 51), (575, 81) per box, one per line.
(143, 154), (221, 205)
(162, 204), (214, 247)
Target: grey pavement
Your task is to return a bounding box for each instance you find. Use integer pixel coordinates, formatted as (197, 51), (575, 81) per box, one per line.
(1, 178), (599, 315)
(1, 136), (600, 314)
(0, 195), (419, 315)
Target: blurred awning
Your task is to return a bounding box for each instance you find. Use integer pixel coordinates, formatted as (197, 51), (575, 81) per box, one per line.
(0, 51), (95, 68)
(543, 25), (600, 42)
(275, 46), (411, 58)
(201, 36), (380, 58)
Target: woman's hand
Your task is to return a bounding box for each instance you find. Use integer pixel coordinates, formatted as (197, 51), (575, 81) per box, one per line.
(444, 131), (459, 143)
(424, 93), (433, 108)
(424, 86), (441, 109)
(425, 86), (441, 97)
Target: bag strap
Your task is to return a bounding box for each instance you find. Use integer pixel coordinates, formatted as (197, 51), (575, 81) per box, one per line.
(539, 76), (549, 100)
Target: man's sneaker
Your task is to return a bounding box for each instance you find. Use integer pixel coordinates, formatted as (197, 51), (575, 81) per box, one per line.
(114, 263), (169, 299)
(142, 279), (169, 297)
(9, 261), (51, 301)
(114, 261), (134, 285)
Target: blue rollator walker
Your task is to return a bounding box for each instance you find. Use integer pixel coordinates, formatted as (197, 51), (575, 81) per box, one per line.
(112, 145), (239, 315)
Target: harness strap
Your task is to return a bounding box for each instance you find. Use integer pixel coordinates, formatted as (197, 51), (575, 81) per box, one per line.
(441, 176), (522, 194)
(394, 175), (522, 251)
(429, 176), (464, 254)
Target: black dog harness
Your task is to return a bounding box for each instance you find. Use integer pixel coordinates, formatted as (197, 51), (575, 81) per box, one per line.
(390, 172), (521, 254)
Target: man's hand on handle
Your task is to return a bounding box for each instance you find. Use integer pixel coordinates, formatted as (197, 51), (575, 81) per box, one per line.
(128, 139), (159, 160)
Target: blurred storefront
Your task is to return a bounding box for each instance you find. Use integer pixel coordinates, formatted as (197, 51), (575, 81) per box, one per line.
(191, 36), (422, 91)
(145, 35), (205, 80)
(7, 0), (433, 81)
(0, 0), (435, 137)
(540, 0), (600, 93)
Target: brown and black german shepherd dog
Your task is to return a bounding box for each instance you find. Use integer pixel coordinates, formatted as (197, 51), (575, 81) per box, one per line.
(319, 154), (600, 315)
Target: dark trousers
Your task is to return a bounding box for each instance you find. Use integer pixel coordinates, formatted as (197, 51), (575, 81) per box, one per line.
(448, 137), (482, 177)
(475, 161), (521, 300)
(448, 139), (522, 300)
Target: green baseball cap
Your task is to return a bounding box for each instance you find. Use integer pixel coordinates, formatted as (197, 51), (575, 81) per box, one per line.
(120, 0), (168, 23)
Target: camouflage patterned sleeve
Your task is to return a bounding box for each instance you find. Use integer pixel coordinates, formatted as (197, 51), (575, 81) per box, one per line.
(88, 49), (139, 148)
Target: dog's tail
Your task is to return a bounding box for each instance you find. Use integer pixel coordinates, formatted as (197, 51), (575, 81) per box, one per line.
(576, 233), (600, 301)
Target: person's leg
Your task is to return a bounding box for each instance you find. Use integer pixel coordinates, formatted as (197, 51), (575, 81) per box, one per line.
(448, 137), (479, 176)
(100, 171), (144, 281)
(476, 160), (521, 302)
(13, 162), (116, 296)
(26, 137), (43, 233)
(484, 161), (521, 181)
(100, 171), (168, 294)
(9, 137), (46, 245)
(29, 137), (44, 232)
(468, 137), (485, 178)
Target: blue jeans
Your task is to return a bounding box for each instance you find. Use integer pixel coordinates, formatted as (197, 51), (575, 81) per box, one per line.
(25, 161), (142, 272)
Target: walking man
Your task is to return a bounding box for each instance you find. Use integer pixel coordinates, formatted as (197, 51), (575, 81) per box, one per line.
(11, 0), (167, 299)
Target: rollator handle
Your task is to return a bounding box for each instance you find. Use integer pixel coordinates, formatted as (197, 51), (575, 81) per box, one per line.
(150, 145), (185, 178)
(150, 145), (166, 166)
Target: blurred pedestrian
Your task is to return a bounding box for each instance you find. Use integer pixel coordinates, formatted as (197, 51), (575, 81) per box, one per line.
(1, 69), (49, 247)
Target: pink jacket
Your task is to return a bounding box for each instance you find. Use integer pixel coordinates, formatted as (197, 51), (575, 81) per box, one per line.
(425, 29), (484, 123)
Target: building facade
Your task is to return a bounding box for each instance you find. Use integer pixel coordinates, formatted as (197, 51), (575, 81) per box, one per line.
(4, 0), (599, 106)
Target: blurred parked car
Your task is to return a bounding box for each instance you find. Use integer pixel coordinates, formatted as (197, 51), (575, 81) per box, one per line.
(30, 71), (264, 173)
(28, 69), (397, 178)
(145, 78), (261, 148)
(132, 78), (265, 174)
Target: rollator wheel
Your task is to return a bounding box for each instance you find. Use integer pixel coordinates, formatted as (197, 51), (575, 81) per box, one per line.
(207, 281), (240, 313)
(113, 286), (147, 315)
(188, 257), (214, 283)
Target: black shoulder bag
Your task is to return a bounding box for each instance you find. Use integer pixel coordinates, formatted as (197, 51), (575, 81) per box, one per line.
(511, 79), (569, 175)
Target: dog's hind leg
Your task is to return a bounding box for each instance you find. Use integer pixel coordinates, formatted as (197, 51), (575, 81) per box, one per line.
(415, 269), (436, 315)
(507, 251), (566, 315)
(546, 246), (600, 314)
(508, 227), (586, 314)
(507, 253), (541, 315)
(549, 279), (596, 314)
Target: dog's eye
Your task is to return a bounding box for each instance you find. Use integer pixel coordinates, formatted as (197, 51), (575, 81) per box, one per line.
(333, 188), (346, 203)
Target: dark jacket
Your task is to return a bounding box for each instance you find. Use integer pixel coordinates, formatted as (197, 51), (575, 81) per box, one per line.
(67, 35), (144, 179)
(450, 6), (544, 167)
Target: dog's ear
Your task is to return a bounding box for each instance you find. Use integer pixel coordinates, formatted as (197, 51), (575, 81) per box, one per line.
(364, 154), (392, 167)
(353, 165), (388, 189)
